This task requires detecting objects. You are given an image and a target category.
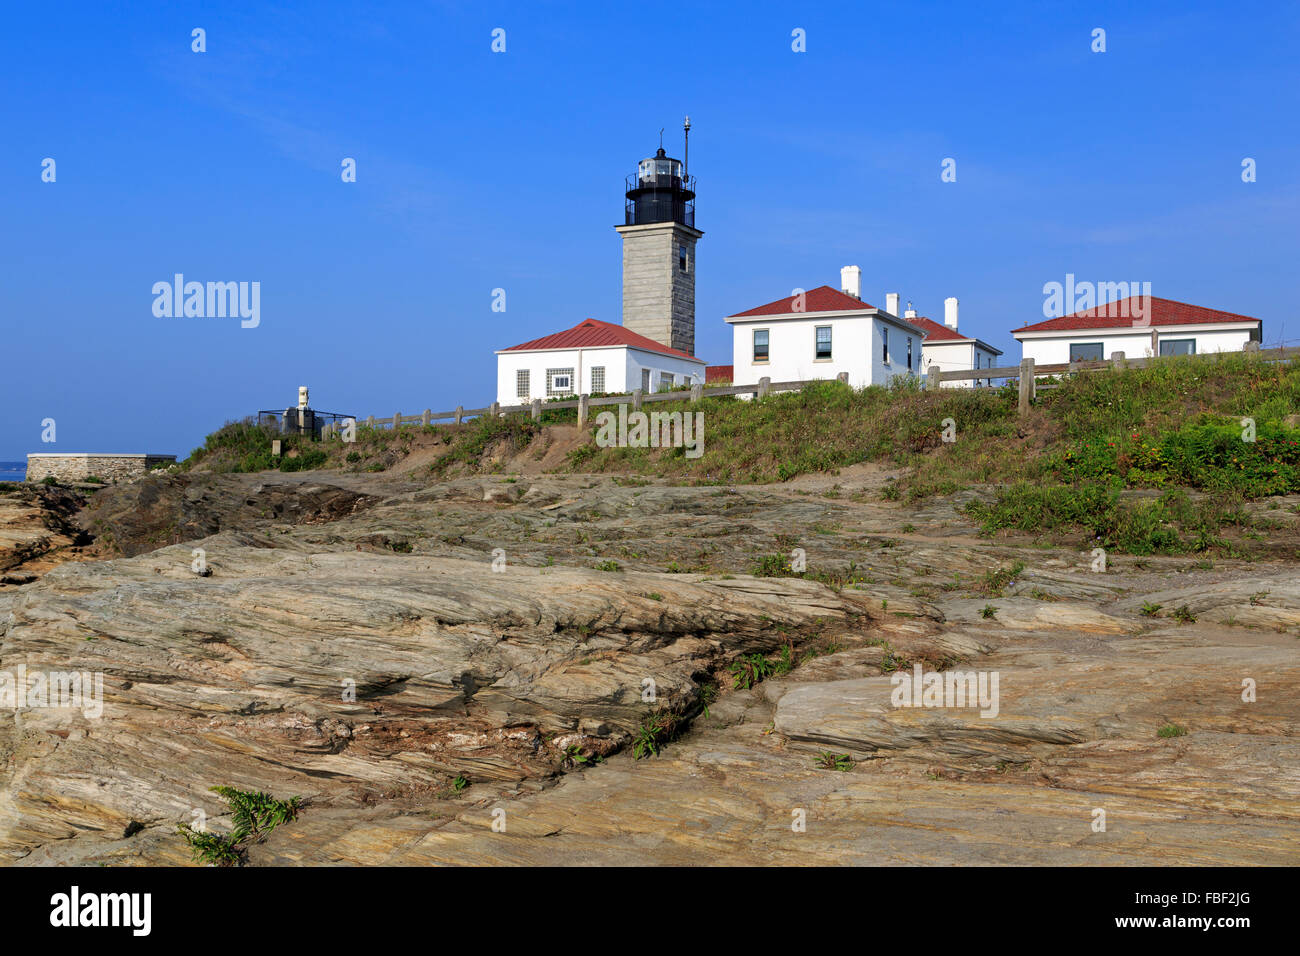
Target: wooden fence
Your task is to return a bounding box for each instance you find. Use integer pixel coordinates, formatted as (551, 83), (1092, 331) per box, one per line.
(323, 343), (1298, 437)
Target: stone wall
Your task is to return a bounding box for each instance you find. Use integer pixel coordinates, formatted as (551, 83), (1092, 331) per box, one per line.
(616, 221), (701, 357)
(25, 454), (176, 484)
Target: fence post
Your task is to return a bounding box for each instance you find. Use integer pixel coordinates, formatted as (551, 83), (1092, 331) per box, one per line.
(1110, 351), (1126, 371)
(632, 388), (643, 411)
(489, 402), (500, 418)
(1245, 341), (1260, 353)
(690, 383), (703, 402)
(393, 412), (401, 430)
(927, 365), (941, 391)
(836, 372), (849, 385)
(1018, 358), (1035, 416)
(758, 376), (771, 399)
(422, 409), (431, 426)
(366, 416), (375, 428)
(455, 406), (463, 425)
(577, 393), (589, 427)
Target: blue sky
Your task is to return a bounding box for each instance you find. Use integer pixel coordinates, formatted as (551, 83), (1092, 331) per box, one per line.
(3, 1), (1298, 460)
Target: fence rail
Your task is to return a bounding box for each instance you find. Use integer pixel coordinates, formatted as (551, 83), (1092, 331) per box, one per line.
(322, 343), (1297, 437)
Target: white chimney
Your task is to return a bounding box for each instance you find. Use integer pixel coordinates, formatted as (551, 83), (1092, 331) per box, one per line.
(298, 386), (310, 409)
(944, 297), (959, 331)
(840, 265), (861, 299)
(886, 292), (900, 316)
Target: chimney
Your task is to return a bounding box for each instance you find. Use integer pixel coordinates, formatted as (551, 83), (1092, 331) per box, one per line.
(944, 297), (959, 331)
(885, 292), (900, 316)
(840, 265), (861, 299)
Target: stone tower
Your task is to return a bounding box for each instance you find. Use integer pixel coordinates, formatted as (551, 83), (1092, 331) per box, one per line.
(615, 124), (702, 356)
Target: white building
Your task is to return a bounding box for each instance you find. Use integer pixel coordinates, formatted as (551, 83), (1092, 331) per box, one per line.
(493, 133), (707, 408)
(906, 298), (1004, 387)
(495, 318), (704, 405)
(724, 266), (928, 389)
(1012, 296), (1263, 365)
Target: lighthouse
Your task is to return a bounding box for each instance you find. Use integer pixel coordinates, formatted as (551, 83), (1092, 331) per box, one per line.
(615, 118), (702, 356)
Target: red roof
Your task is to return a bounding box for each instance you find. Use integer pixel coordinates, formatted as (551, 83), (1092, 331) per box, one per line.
(729, 285), (876, 317)
(705, 364), (733, 383)
(907, 314), (968, 342)
(1014, 296), (1261, 334)
(500, 318), (700, 361)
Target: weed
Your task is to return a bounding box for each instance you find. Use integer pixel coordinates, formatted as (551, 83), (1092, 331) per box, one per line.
(815, 752), (854, 771)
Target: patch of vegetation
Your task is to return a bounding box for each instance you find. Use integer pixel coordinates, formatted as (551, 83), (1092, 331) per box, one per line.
(1171, 605), (1198, 624)
(428, 415), (540, 477)
(1157, 723), (1188, 738)
(1140, 601), (1163, 617)
(177, 786), (302, 866)
(730, 652), (774, 690)
(815, 752), (854, 771)
(632, 710), (682, 759)
(966, 484), (1250, 556)
(594, 559), (621, 572)
(980, 604), (998, 619)
(977, 561), (1025, 597)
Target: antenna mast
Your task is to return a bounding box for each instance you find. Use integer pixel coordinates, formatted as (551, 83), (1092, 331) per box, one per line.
(683, 115), (691, 180)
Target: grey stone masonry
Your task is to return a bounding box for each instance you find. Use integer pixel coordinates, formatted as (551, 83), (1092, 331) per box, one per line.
(25, 454), (176, 483)
(615, 221), (703, 356)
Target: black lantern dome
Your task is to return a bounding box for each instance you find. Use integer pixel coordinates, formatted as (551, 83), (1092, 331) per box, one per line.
(624, 146), (696, 228)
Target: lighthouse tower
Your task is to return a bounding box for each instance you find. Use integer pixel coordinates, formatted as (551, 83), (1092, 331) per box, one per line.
(615, 119), (702, 356)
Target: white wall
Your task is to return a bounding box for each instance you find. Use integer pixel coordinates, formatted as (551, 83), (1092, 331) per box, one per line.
(1016, 326), (1257, 366)
(729, 315), (921, 389)
(495, 345), (702, 405)
(624, 348), (704, 394)
(922, 341), (1004, 388)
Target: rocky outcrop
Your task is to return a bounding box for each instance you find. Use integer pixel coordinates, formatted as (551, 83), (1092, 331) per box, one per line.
(2, 470), (1298, 865)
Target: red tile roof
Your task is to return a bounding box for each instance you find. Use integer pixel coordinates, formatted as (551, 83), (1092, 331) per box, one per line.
(906, 314), (968, 342)
(705, 364), (733, 383)
(729, 285), (876, 317)
(1014, 296), (1261, 334)
(500, 318), (700, 361)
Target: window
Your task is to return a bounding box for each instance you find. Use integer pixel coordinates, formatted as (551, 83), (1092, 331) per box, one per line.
(1069, 342), (1104, 362)
(815, 325), (832, 360)
(590, 366), (605, 393)
(907, 336), (913, 371)
(753, 329), (769, 362)
(641, 368), (651, 392)
(679, 244), (688, 272)
(1159, 338), (1196, 357)
(1249, 325), (1262, 343)
(516, 369), (530, 399)
(546, 367), (574, 396)
(882, 327), (890, 365)
(659, 372), (673, 392)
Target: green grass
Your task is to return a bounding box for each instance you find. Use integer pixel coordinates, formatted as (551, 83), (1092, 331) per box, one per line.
(965, 484), (1249, 555)
(179, 419), (334, 474)
(1157, 723), (1188, 739)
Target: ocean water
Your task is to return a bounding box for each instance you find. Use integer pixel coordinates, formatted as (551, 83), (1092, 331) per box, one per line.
(0, 461), (27, 483)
